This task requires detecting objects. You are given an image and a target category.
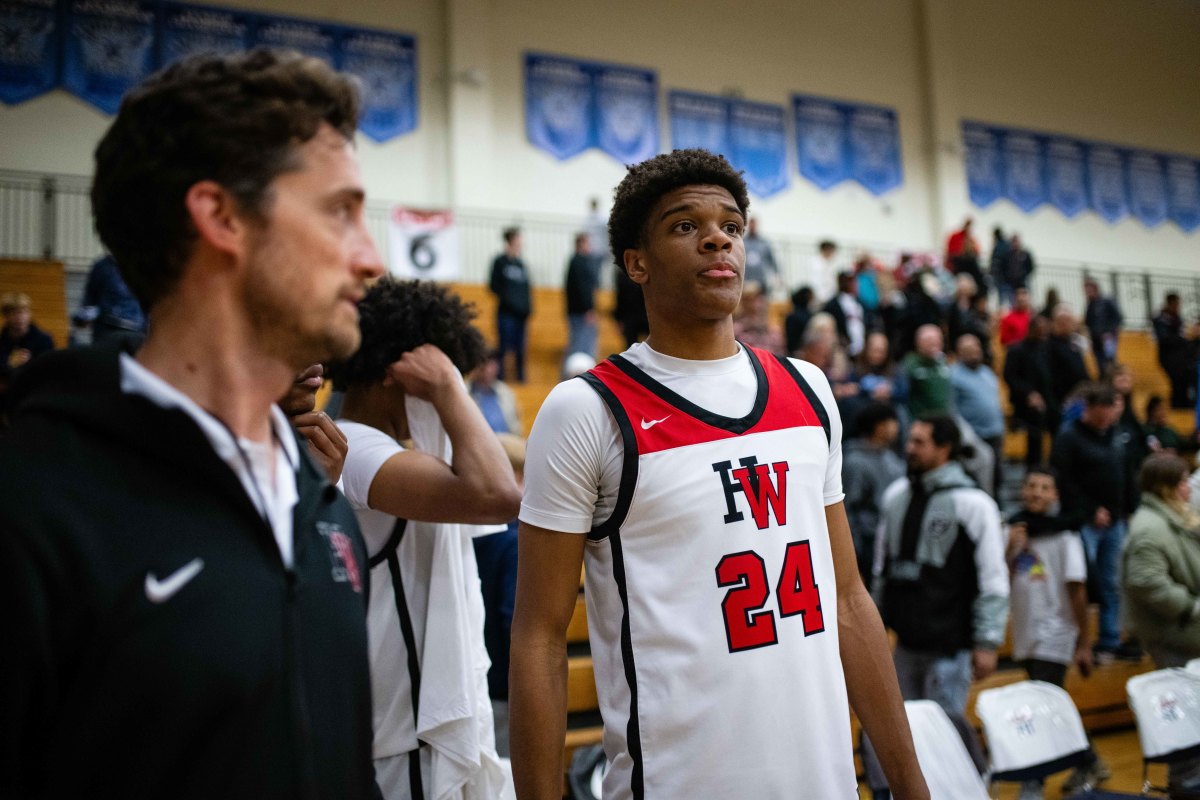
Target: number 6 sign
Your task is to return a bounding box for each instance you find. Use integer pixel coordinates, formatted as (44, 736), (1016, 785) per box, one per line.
(388, 207), (460, 281)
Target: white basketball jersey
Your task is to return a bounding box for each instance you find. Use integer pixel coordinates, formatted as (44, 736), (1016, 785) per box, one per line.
(580, 346), (857, 799)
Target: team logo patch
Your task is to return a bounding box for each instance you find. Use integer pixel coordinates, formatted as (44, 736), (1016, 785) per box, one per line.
(317, 522), (362, 593)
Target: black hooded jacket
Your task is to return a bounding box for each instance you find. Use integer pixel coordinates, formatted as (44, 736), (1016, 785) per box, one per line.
(0, 345), (377, 800)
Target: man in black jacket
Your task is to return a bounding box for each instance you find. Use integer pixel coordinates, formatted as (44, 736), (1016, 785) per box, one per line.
(0, 50), (385, 799)
(489, 227), (532, 382)
(1003, 315), (1056, 465)
(1051, 383), (1129, 662)
(563, 232), (598, 365)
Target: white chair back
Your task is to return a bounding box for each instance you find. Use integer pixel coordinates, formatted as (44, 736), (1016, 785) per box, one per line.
(904, 700), (989, 800)
(1185, 657), (1200, 676)
(1127, 668), (1200, 761)
(974, 680), (1088, 773)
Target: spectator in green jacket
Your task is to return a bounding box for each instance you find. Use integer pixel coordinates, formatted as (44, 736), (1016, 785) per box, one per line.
(901, 323), (952, 418)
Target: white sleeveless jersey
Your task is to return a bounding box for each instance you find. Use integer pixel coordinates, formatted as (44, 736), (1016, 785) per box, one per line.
(579, 346), (857, 799)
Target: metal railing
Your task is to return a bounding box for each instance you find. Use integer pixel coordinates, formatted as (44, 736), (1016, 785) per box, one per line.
(2, 168), (1197, 329)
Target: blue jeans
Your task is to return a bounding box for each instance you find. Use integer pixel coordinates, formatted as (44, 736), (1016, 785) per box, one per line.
(496, 311), (527, 382)
(565, 313), (597, 363)
(1081, 520), (1127, 650)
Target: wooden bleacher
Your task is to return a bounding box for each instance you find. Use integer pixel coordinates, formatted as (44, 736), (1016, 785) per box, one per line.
(0, 258), (69, 348)
(444, 282), (1177, 793)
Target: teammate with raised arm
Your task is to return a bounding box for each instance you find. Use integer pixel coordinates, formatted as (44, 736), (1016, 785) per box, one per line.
(510, 149), (929, 799)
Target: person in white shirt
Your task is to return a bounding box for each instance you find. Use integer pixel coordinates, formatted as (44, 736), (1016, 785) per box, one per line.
(510, 148), (929, 800)
(330, 278), (520, 800)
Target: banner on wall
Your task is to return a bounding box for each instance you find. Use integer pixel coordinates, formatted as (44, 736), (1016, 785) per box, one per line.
(962, 121), (1200, 232)
(792, 93), (902, 195)
(338, 29), (417, 143)
(159, 3), (251, 65)
(729, 100), (789, 198)
(667, 91), (789, 197)
(962, 123), (1003, 208)
(524, 52), (658, 164)
(1166, 157), (1200, 233)
(388, 207), (459, 281)
(1045, 136), (1087, 218)
(5, 1), (420, 141)
(63, 0), (157, 114)
(0, 0), (61, 105)
(1127, 150), (1168, 228)
(668, 91), (728, 154)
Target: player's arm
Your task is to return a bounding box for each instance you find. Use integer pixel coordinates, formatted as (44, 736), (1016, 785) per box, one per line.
(509, 522), (586, 800)
(368, 345), (520, 524)
(827, 501), (930, 800)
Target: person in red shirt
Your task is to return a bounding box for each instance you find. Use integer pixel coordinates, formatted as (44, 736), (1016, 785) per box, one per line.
(945, 217), (979, 262)
(999, 286), (1033, 348)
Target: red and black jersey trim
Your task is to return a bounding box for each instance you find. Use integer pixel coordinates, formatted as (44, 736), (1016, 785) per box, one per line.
(580, 372), (640, 544)
(607, 342), (770, 435)
(772, 353), (831, 446)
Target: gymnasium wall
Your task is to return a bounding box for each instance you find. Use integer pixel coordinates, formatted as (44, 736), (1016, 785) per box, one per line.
(1, 0), (1197, 271)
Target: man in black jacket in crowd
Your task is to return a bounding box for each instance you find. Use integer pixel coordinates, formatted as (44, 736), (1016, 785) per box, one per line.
(1051, 383), (1130, 662)
(489, 226), (532, 382)
(563, 232), (598, 364)
(0, 49), (385, 799)
(1003, 315), (1056, 465)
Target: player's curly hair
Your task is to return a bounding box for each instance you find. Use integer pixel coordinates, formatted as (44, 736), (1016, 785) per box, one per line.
(327, 278), (487, 390)
(92, 48), (361, 311)
(607, 148), (750, 271)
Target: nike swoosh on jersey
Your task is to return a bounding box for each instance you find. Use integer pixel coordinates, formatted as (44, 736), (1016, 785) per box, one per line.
(640, 414), (671, 430)
(145, 558), (205, 603)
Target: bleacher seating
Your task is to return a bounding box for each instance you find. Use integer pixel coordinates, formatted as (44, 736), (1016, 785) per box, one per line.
(0, 258), (69, 348)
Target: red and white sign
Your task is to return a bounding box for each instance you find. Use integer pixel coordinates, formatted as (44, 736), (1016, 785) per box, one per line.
(388, 207), (459, 281)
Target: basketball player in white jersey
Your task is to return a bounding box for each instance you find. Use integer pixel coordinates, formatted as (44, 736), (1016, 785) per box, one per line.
(510, 150), (929, 799)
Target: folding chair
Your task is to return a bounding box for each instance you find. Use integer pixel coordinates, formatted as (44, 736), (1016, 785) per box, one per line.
(1185, 658), (1200, 677)
(974, 680), (1090, 793)
(1127, 668), (1200, 796)
(904, 700), (990, 800)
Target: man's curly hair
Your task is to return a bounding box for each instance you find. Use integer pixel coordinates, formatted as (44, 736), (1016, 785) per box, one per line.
(607, 149), (750, 271)
(328, 278), (487, 390)
(92, 48), (361, 311)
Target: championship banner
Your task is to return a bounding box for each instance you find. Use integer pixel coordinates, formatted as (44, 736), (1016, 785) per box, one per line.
(792, 95), (850, 190)
(337, 29), (417, 143)
(0, 0), (60, 105)
(63, 0), (157, 114)
(1166, 157), (1200, 233)
(524, 53), (592, 161)
(1127, 150), (1168, 228)
(729, 99), (789, 198)
(1045, 136), (1088, 218)
(793, 93), (902, 195)
(1001, 130), (1046, 213)
(251, 13), (337, 63)
(158, 3), (251, 67)
(593, 63), (657, 165)
(388, 207), (459, 282)
(1087, 143), (1129, 223)
(846, 103), (902, 196)
(962, 123), (1003, 208)
(668, 90), (728, 155)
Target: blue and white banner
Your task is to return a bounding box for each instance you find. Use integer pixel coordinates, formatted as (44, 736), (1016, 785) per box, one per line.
(668, 90), (728, 155)
(0, 0), (60, 105)
(1126, 150), (1168, 228)
(1087, 143), (1129, 223)
(961, 122), (1200, 231)
(1002, 130), (1046, 213)
(158, 3), (250, 66)
(792, 94), (902, 195)
(63, 0), (156, 114)
(594, 63), (657, 165)
(962, 123), (1003, 208)
(668, 91), (789, 197)
(524, 53), (593, 161)
(1045, 136), (1088, 218)
(729, 99), (789, 198)
(846, 103), (902, 196)
(1166, 157), (1200, 233)
(792, 95), (850, 190)
(251, 14), (337, 63)
(337, 29), (416, 143)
